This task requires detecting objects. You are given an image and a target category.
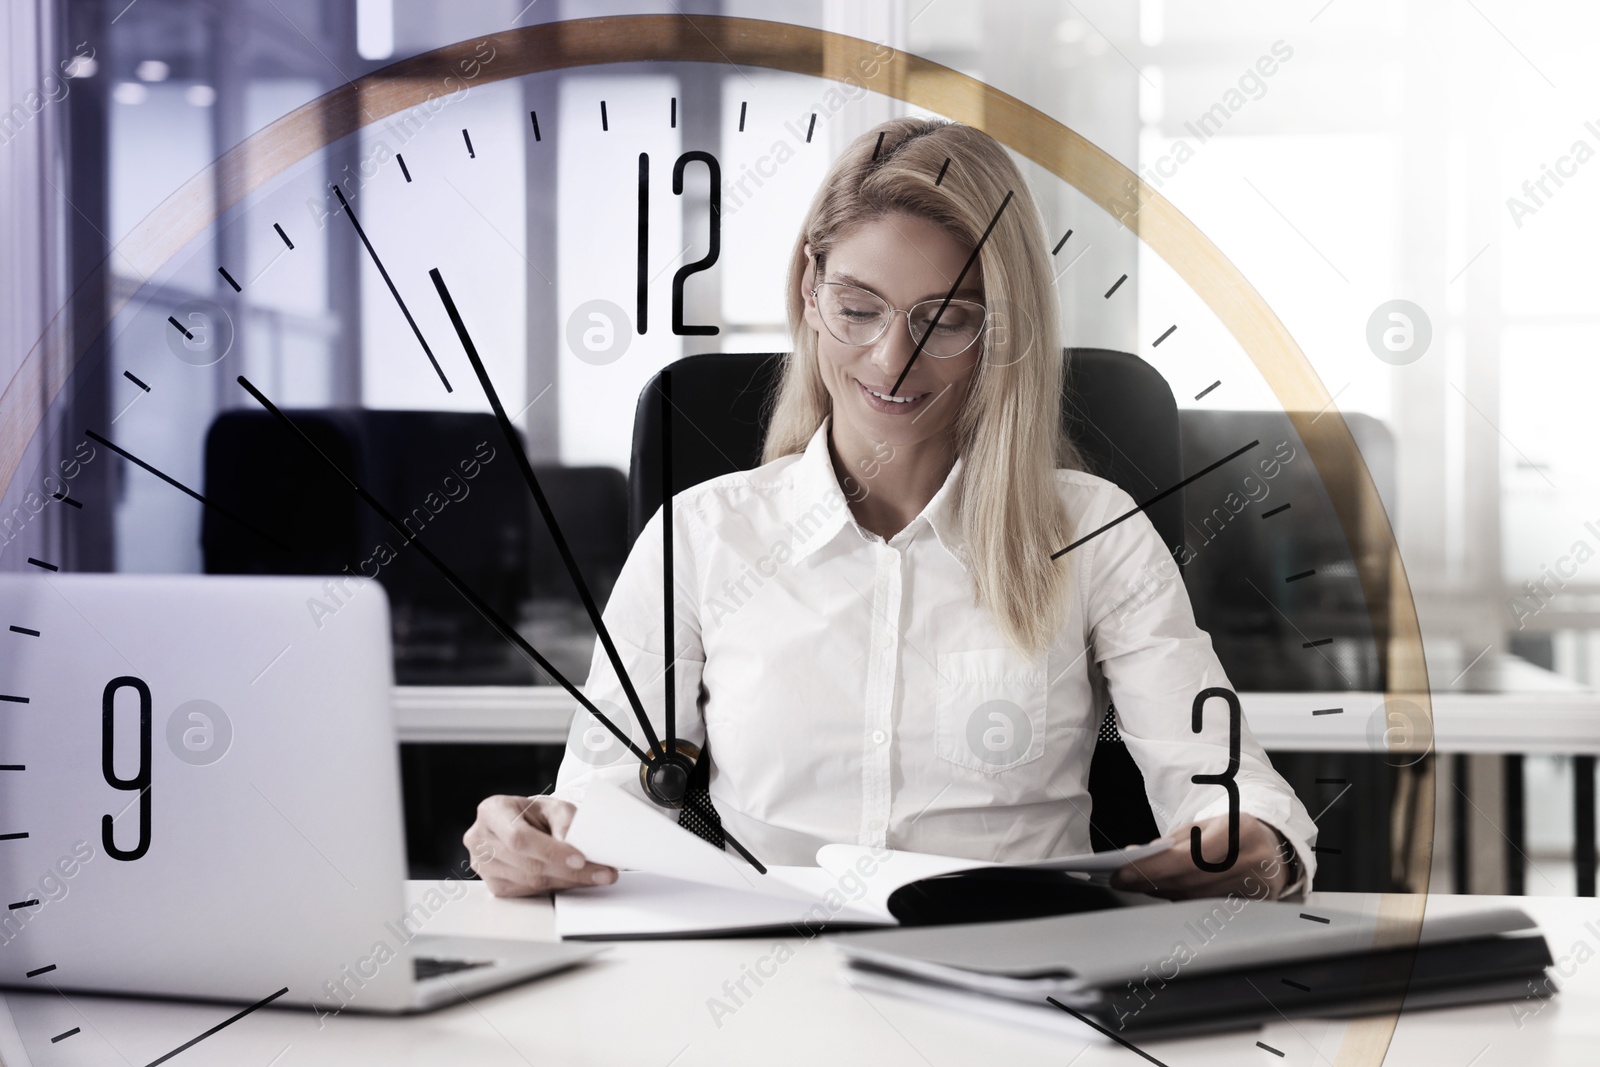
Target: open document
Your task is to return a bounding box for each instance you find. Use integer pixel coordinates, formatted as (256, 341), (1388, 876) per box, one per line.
(554, 782), (1166, 940)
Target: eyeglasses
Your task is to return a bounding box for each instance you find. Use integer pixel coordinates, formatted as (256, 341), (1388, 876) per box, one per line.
(810, 281), (988, 358)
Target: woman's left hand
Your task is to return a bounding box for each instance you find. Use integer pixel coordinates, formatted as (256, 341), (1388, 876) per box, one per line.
(1108, 813), (1295, 900)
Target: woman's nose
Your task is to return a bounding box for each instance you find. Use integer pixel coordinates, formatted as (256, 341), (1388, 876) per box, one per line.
(869, 311), (918, 380)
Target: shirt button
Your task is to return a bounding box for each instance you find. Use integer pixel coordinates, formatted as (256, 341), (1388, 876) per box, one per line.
(872, 730), (887, 744)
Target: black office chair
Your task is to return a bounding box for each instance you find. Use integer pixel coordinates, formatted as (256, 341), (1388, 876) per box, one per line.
(202, 409), (628, 685)
(627, 349), (1186, 851)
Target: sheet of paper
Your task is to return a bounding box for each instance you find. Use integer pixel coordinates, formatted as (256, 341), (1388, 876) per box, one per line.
(555, 871), (889, 939)
(563, 780), (814, 901)
(560, 783), (1171, 937)
(1017, 840), (1171, 873)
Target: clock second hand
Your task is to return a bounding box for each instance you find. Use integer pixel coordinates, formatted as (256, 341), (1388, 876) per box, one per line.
(235, 376), (650, 767)
(240, 375), (764, 873)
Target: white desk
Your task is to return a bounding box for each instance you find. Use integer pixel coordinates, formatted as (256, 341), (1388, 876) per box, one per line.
(3, 885), (1598, 1066)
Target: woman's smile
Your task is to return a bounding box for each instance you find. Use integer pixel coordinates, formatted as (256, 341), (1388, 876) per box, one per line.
(856, 378), (932, 415)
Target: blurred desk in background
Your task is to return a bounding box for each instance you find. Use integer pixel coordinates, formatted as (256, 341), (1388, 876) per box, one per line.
(394, 652), (1600, 894)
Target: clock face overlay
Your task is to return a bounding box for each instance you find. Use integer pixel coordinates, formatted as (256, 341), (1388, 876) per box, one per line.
(0, 14), (1430, 1064)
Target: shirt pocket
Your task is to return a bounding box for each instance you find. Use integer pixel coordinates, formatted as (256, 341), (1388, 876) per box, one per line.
(933, 648), (1048, 774)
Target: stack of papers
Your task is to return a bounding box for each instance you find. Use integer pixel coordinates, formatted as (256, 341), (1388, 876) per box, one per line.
(554, 782), (1166, 940)
(833, 900), (1555, 1038)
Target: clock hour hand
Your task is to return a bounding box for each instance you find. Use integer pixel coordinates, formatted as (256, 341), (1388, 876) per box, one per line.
(648, 367), (697, 806)
(429, 268), (689, 804)
(236, 376), (651, 767)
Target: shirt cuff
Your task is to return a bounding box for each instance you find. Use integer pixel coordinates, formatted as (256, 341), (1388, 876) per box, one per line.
(1260, 819), (1309, 900)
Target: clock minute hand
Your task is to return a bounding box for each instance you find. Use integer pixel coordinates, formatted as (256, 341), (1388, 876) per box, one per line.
(430, 275), (760, 870)
(235, 376), (650, 767)
(429, 268), (668, 769)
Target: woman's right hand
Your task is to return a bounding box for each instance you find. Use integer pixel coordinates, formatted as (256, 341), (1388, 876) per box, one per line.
(464, 794), (619, 896)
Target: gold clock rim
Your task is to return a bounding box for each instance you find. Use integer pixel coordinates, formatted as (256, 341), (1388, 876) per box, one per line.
(0, 17), (1433, 1062)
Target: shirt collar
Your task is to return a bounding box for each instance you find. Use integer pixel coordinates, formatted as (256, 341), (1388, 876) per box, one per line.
(785, 414), (968, 566)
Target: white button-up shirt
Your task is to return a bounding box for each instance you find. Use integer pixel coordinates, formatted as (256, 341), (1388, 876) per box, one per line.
(554, 415), (1317, 895)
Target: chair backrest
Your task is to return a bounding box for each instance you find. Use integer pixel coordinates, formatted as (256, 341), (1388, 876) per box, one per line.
(202, 409), (627, 685)
(628, 349), (1184, 850)
(628, 349), (1185, 554)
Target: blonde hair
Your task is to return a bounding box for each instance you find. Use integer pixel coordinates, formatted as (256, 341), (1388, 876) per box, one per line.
(763, 117), (1086, 658)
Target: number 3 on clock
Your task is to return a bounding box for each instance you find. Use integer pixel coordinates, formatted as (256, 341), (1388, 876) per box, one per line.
(1190, 686), (1241, 873)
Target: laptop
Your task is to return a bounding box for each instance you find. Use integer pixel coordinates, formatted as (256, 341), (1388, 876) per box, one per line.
(0, 573), (603, 1013)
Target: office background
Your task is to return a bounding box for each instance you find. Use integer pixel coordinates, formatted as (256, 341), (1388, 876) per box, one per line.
(2, 0), (1597, 892)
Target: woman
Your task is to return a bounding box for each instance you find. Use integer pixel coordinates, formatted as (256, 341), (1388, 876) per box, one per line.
(466, 117), (1315, 901)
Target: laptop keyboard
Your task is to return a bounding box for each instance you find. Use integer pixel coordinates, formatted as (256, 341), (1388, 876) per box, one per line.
(414, 956), (493, 981)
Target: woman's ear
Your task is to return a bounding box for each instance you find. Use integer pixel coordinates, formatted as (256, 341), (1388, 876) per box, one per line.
(800, 242), (821, 328)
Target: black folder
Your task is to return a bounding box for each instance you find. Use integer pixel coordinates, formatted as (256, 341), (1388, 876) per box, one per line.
(834, 899), (1553, 1039)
